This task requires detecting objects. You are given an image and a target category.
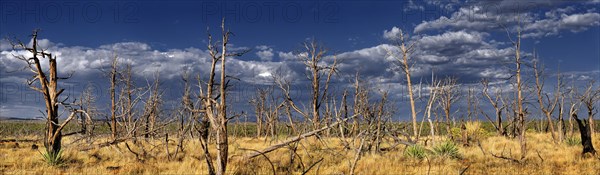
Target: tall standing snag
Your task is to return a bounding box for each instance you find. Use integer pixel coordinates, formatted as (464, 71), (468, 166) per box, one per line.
(8, 30), (88, 158)
(386, 29), (419, 138)
(198, 19), (248, 175)
(274, 39), (338, 131)
(108, 55), (119, 139)
(504, 22), (527, 160)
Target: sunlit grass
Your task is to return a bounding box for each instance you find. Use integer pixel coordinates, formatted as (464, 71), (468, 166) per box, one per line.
(0, 131), (599, 174)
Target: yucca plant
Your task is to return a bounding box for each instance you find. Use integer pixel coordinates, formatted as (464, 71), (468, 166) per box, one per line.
(565, 137), (581, 146)
(40, 149), (65, 166)
(433, 141), (460, 159)
(404, 144), (427, 159)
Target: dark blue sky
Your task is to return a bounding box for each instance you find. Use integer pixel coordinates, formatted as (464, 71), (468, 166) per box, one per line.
(1, 0), (599, 120)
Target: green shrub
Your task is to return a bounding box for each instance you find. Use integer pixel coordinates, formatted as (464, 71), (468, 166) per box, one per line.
(433, 141), (460, 159)
(404, 144), (427, 159)
(40, 149), (65, 166)
(565, 137), (581, 146)
(450, 127), (462, 140)
(465, 122), (490, 140)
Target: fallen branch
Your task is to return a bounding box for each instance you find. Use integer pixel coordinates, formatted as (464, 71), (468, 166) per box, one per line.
(0, 139), (40, 143)
(301, 157), (323, 175)
(238, 148), (276, 175)
(243, 115), (355, 159)
(78, 124), (171, 151)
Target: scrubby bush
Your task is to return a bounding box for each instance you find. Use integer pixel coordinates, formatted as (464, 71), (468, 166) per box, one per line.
(432, 141), (460, 159)
(404, 144), (427, 159)
(40, 149), (65, 166)
(465, 122), (489, 139)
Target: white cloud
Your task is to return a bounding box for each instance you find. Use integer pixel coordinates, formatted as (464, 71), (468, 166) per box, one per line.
(0, 40), (13, 51)
(523, 12), (600, 38)
(255, 45), (270, 50)
(414, 2), (599, 38)
(255, 45), (274, 61)
(404, 0), (424, 12)
(383, 27), (403, 40)
(560, 12), (600, 30)
(278, 51), (307, 61)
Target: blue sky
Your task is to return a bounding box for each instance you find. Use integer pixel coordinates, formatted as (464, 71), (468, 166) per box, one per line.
(0, 0), (599, 120)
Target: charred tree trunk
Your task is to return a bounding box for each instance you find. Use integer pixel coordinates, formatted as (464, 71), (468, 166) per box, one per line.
(573, 113), (596, 156)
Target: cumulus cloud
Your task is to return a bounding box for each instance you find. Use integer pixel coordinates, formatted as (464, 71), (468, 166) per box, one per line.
(413, 6), (530, 33)
(414, 2), (599, 38)
(523, 11), (600, 38)
(383, 27), (403, 40)
(1, 40), (292, 85)
(255, 45), (274, 61)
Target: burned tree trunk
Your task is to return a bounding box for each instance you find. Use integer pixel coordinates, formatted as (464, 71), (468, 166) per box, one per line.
(575, 82), (599, 156)
(573, 112), (596, 156)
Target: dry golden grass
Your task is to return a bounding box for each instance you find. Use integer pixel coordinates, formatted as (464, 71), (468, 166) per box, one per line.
(0, 132), (599, 174)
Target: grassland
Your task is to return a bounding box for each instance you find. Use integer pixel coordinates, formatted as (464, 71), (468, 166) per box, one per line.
(1, 120), (599, 174)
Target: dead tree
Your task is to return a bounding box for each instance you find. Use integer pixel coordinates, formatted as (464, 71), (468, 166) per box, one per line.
(174, 71), (195, 156)
(533, 58), (560, 143)
(273, 41), (338, 132)
(300, 40), (338, 130)
(8, 30), (88, 155)
(250, 88), (267, 137)
(198, 19), (248, 175)
(514, 29), (526, 160)
(574, 82), (598, 156)
(142, 72), (162, 138)
(78, 85), (97, 137)
(250, 86), (284, 138)
(386, 29), (419, 138)
(466, 86), (476, 121)
(437, 76), (459, 138)
(351, 73), (365, 136)
(481, 79), (507, 136)
(118, 63), (145, 137)
(558, 88), (566, 143)
(109, 55), (119, 139)
(504, 21), (527, 160)
(424, 79), (441, 145)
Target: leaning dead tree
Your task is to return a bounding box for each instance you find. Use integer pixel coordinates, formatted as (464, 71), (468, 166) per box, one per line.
(8, 30), (89, 156)
(386, 29), (419, 138)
